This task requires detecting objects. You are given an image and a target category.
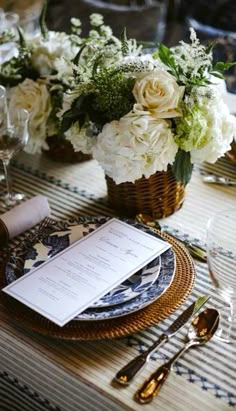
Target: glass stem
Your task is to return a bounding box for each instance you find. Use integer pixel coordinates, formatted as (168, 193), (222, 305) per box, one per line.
(229, 300), (236, 323)
(2, 159), (13, 201)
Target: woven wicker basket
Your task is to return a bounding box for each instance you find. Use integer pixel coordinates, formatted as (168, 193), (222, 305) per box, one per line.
(106, 168), (185, 219)
(43, 136), (92, 164)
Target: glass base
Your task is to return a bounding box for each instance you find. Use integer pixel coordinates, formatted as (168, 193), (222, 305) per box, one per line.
(2, 192), (25, 207)
(213, 305), (235, 344)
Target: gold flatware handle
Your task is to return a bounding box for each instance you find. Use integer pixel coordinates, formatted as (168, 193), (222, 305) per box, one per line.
(115, 354), (148, 385)
(135, 363), (170, 403)
(136, 214), (207, 263)
(185, 243), (207, 263)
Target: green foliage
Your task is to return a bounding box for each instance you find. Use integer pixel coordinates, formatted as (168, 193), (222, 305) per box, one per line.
(154, 44), (178, 78)
(0, 48), (38, 87)
(91, 68), (136, 125)
(121, 28), (129, 56)
(210, 61), (236, 79)
(39, 0), (49, 39)
(0, 24), (38, 86)
(61, 94), (94, 132)
(47, 86), (63, 132)
(171, 149), (193, 185)
(73, 44), (87, 66)
(154, 37), (236, 91)
(62, 65), (136, 132)
(17, 26), (26, 48)
(0, 29), (15, 45)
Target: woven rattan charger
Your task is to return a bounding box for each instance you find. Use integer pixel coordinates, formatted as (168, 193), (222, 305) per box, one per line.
(0, 231), (195, 340)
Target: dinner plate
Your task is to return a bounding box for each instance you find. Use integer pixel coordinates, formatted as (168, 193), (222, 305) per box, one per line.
(5, 217), (162, 308)
(1, 229), (195, 340)
(5, 216), (175, 321)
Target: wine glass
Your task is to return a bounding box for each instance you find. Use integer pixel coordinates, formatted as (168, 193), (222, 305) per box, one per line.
(0, 107), (29, 207)
(0, 85), (7, 182)
(207, 208), (236, 343)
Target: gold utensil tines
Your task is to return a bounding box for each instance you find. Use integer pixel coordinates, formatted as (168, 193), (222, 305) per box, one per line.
(114, 296), (210, 386)
(135, 308), (219, 404)
(136, 214), (207, 263)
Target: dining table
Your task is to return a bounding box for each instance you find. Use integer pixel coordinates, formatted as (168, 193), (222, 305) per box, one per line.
(0, 149), (235, 411)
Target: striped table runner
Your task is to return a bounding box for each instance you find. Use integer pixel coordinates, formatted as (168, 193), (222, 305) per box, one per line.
(0, 152), (235, 411)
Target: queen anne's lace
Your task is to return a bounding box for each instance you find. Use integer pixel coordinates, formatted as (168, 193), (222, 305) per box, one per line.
(172, 28), (213, 85)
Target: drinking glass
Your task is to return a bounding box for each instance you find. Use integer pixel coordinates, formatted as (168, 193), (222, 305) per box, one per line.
(207, 208), (236, 343)
(0, 85), (7, 182)
(0, 107), (29, 207)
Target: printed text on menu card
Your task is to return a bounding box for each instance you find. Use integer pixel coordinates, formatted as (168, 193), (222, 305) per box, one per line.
(3, 219), (170, 326)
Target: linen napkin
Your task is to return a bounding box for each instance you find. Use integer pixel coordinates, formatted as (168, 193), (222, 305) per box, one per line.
(0, 195), (51, 246)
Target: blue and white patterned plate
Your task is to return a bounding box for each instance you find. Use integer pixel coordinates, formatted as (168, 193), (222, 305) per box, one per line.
(5, 217), (162, 309)
(76, 246), (175, 321)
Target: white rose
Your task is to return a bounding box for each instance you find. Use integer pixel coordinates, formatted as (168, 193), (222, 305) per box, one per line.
(133, 70), (184, 119)
(31, 31), (78, 75)
(9, 79), (52, 154)
(92, 108), (178, 184)
(65, 121), (94, 154)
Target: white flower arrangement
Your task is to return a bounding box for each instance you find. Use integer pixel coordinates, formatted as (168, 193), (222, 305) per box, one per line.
(62, 28), (236, 184)
(0, 4), (128, 154)
(9, 78), (52, 154)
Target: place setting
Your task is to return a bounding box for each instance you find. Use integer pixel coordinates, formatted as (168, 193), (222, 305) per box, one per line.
(0, 209), (196, 340)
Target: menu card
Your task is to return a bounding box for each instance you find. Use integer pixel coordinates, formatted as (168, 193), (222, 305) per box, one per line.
(3, 218), (170, 326)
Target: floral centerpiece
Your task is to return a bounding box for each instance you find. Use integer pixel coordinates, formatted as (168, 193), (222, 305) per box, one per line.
(0, 5), (129, 158)
(59, 28), (236, 216)
(62, 29), (236, 185)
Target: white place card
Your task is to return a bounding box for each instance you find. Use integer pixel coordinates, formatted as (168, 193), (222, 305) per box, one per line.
(3, 218), (171, 327)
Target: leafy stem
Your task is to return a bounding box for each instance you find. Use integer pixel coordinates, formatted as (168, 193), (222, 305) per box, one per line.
(39, 0), (49, 40)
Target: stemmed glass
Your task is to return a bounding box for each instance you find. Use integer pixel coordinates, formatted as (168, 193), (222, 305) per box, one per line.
(0, 105), (29, 206)
(207, 208), (236, 343)
(0, 85), (7, 182)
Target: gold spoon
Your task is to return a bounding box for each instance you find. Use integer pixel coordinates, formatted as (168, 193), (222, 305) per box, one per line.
(135, 308), (219, 404)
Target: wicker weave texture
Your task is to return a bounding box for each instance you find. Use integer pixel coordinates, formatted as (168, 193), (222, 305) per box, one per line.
(106, 169), (185, 219)
(44, 136), (92, 164)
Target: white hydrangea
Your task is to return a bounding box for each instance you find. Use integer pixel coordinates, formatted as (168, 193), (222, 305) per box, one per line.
(31, 31), (79, 76)
(53, 57), (74, 84)
(190, 95), (236, 163)
(92, 105), (178, 184)
(65, 121), (94, 154)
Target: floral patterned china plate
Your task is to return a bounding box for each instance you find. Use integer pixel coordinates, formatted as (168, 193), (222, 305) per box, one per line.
(76, 246), (175, 321)
(5, 217), (162, 309)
